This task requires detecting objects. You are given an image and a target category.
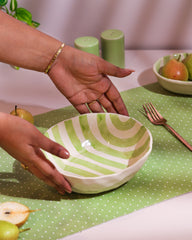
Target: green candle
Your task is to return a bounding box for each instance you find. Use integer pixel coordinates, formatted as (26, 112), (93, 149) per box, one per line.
(101, 29), (125, 68)
(74, 36), (99, 56)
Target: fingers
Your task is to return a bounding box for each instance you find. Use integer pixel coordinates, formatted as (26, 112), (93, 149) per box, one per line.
(110, 95), (128, 116)
(87, 100), (105, 113)
(99, 58), (134, 78)
(23, 148), (72, 194)
(75, 103), (90, 114)
(3, 114), (72, 194)
(75, 95), (128, 116)
(35, 130), (70, 159)
(73, 79), (128, 116)
(105, 84), (129, 116)
(24, 130), (72, 194)
(28, 164), (72, 194)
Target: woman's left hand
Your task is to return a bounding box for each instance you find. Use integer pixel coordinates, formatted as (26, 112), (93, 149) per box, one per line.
(48, 45), (134, 116)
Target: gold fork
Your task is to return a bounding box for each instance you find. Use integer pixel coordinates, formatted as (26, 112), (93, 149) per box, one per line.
(143, 103), (192, 151)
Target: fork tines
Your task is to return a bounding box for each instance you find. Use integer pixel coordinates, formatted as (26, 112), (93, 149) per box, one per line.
(143, 103), (162, 121)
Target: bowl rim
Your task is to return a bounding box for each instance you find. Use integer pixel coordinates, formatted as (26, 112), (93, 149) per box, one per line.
(153, 52), (192, 86)
(45, 113), (153, 181)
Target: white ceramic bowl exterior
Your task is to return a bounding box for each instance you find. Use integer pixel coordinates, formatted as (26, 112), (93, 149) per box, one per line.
(44, 113), (153, 194)
(153, 53), (192, 95)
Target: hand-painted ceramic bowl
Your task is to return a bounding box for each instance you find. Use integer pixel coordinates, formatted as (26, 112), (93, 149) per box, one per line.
(44, 113), (152, 194)
(153, 52), (192, 95)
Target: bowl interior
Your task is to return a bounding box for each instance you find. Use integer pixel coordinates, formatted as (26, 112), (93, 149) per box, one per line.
(44, 113), (151, 179)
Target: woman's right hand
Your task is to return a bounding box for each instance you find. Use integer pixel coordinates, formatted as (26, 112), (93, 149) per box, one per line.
(0, 112), (72, 195)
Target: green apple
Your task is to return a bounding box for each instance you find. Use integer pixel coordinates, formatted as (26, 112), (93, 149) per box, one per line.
(162, 57), (188, 81)
(183, 53), (192, 80)
(10, 105), (34, 124)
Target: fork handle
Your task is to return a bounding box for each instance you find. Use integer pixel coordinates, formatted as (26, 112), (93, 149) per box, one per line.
(164, 123), (192, 151)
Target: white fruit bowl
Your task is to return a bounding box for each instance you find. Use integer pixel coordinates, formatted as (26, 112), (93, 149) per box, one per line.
(153, 53), (192, 95)
(43, 113), (152, 194)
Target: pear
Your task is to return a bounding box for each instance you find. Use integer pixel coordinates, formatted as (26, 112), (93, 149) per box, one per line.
(10, 105), (34, 124)
(0, 220), (19, 240)
(183, 53), (192, 80)
(0, 220), (30, 240)
(0, 202), (36, 227)
(161, 57), (188, 81)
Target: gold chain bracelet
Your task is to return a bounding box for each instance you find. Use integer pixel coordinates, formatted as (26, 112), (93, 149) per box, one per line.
(45, 43), (65, 74)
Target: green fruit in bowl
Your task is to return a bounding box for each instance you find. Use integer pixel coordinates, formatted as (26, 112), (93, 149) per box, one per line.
(161, 57), (188, 81)
(10, 105), (34, 124)
(183, 53), (192, 80)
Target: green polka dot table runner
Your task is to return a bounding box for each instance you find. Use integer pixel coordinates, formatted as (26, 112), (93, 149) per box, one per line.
(0, 83), (192, 240)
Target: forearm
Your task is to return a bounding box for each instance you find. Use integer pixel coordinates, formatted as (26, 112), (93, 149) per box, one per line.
(0, 112), (9, 145)
(0, 10), (62, 72)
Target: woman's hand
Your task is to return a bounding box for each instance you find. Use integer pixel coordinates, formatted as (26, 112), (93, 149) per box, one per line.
(0, 113), (72, 195)
(0, 12), (134, 194)
(48, 45), (134, 116)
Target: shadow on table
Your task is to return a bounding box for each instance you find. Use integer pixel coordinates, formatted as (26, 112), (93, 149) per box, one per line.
(0, 160), (105, 201)
(137, 68), (188, 97)
(34, 106), (79, 130)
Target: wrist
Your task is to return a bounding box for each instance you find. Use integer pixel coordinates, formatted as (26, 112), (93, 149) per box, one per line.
(44, 42), (65, 74)
(47, 45), (75, 75)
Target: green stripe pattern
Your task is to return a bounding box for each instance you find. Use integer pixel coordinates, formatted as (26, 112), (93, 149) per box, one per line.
(44, 113), (151, 178)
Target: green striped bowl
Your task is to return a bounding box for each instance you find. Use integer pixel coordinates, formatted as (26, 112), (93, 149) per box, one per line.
(44, 113), (152, 194)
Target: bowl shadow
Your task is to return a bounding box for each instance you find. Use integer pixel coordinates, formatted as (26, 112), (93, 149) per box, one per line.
(137, 68), (179, 96)
(0, 160), (104, 201)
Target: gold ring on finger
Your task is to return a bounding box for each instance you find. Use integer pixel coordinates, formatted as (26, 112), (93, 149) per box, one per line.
(21, 163), (29, 170)
(88, 100), (98, 106)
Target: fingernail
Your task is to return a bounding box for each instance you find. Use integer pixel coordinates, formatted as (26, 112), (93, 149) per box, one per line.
(64, 184), (72, 194)
(58, 188), (72, 195)
(59, 149), (70, 159)
(64, 150), (70, 158)
(66, 188), (72, 194)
